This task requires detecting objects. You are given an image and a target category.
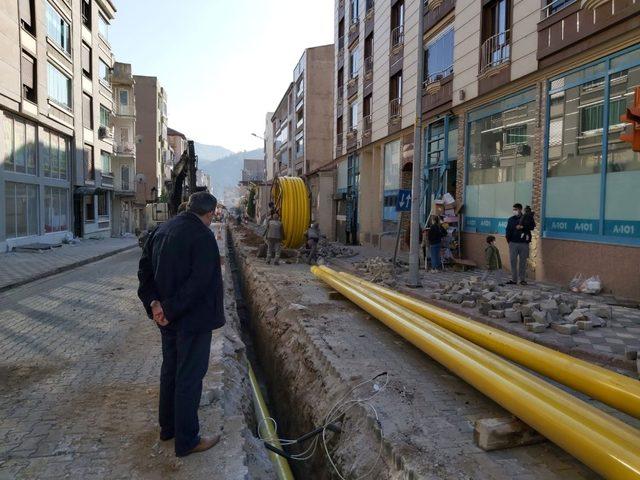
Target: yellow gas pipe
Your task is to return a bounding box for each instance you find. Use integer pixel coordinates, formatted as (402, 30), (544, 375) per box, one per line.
(311, 266), (640, 480)
(271, 176), (310, 249)
(334, 269), (640, 420)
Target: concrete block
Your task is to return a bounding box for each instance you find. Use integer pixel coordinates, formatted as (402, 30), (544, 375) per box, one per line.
(474, 417), (545, 452)
(479, 302), (491, 316)
(450, 294), (464, 304)
(490, 300), (505, 310)
(565, 309), (587, 323)
(558, 303), (573, 315)
(526, 322), (547, 333)
(593, 305), (612, 319)
(461, 300), (476, 309)
(520, 303), (539, 317)
(552, 323), (578, 335)
(531, 310), (547, 325)
(504, 308), (522, 323)
(625, 346), (639, 361)
(488, 310), (505, 319)
(584, 311), (606, 327)
(576, 320), (594, 330)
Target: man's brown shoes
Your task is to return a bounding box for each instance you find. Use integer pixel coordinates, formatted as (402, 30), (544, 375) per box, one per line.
(185, 434), (221, 455)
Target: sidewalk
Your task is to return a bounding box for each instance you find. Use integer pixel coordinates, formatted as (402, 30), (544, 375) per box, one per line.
(0, 237), (138, 291)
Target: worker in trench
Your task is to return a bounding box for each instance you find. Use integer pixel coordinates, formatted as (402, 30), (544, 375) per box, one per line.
(264, 212), (284, 265)
(298, 222), (320, 265)
(137, 192), (225, 457)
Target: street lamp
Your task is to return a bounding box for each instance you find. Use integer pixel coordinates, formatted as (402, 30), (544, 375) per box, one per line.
(251, 133), (265, 141)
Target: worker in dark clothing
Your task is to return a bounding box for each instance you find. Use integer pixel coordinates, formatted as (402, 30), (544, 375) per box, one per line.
(505, 202), (536, 285)
(138, 192), (225, 457)
(427, 216), (448, 272)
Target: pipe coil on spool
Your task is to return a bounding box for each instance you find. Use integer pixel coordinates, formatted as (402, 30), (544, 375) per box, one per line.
(272, 176), (310, 249)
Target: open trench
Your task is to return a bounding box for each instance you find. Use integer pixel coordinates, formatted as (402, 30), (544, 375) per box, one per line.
(226, 226), (397, 480)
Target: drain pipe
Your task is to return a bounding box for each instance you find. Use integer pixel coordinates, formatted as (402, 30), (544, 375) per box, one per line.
(247, 363), (295, 480)
(335, 268), (640, 420)
(311, 266), (640, 480)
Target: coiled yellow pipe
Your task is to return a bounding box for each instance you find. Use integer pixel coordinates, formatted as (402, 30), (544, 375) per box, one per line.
(272, 176), (309, 249)
(334, 269), (640, 420)
(311, 266), (640, 480)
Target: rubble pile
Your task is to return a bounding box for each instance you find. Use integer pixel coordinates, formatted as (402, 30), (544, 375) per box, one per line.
(353, 256), (408, 286)
(425, 277), (613, 335)
(317, 240), (357, 259)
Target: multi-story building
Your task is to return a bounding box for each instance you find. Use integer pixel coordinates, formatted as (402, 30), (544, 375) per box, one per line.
(0, 0), (116, 250)
(264, 111), (275, 181)
(111, 61), (136, 235)
(333, 0), (640, 299)
(196, 169), (211, 192)
(271, 45), (335, 236)
(167, 127), (188, 165)
(241, 158), (265, 183)
(134, 75), (168, 224)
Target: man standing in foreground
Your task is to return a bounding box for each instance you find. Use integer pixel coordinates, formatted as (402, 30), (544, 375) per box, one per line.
(138, 192), (225, 457)
(505, 203), (536, 285)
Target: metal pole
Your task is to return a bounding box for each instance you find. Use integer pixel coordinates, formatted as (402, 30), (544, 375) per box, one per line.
(407, 0), (425, 287)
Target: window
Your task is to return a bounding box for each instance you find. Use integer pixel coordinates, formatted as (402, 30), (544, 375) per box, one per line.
(350, 0), (359, 23)
(82, 43), (92, 76)
(84, 144), (95, 181)
(99, 59), (110, 84)
(46, 2), (70, 54)
(100, 151), (111, 174)
(338, 19), (345, 49)
(425, 27), (454, 83)
(85, 195), (95, 221)
(3, 114), (37, 175)
(424, 116), (458, 215)
(121, 164), (130, 190)
(98, 13), (109, 41)
(296, 79), (304, 98)
(47, 63), (71, 108)
(544, 48), (640, 241)
(119, 89), (129, 106)
(349, 50), (360, 79)
(337, 67), (344, 95)
(83, 93), (93, 129)
(20, 0), (35, 34)
(82, 0), (91, 29)
(349, 102), (359, 130)
(391, 0), (404, 46)
(99, 105), (110, 128)
(364, 33), (373, 68)
(465, 89), (536, 233)
(337, 116), (344, 139)
(5, 182), (38, 238)
(97, 193), (109, 217)
(390, 71), (402, 101)
(41, 129), (69, 180)
(481, 0), (510, 72)
(544, 0), (575, 17)
(296, 108), (304, 128)
(295, 134), (304, 158)
(363, 94), (372, 117)
(44, 187), (68, 233)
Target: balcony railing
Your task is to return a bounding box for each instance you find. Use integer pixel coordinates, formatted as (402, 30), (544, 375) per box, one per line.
(115, 104), (134, 116)
(114, 141), (136, 156)
(364, 56), (373, 78)
(391, 25), (404, 50)
(389, 97), (402, 121)
(480, 29), (511, 75)
(362, 114), (372, 135)
(425, 65), (453, 86)
(338, 35), (345, 50)
(101, 172), (114, 188)
(540, 0), (576, 19)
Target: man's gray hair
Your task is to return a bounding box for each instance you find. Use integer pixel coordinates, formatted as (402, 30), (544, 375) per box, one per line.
(187, 192), (217, 215)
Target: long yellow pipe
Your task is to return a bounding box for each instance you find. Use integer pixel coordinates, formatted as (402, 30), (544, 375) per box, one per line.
(312, 266), (640, 480)
(334, 269), (640, 420)
(248, 363), (296, 480)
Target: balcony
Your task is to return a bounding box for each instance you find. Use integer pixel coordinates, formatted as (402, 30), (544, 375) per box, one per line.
(391, 25), (404, 52)
(115, 104), (134, 117)
(422, 70), (453, 117)
(337, 85), (344, 110)
(362, 114), (372, 138)
(366, 0), (374, 18)
(389, 97), (402, 124)
(479, 30), (511, 76)
(114, 141), (136, 156)
(537, 0), (640, 67)
(98, 125), (114, 140)
(348, 18), (359, 47)
(364, 56), (373, 80)
(347, 75), (358, 99)
(424, 0), (455, 33)
(336, 132), (344, 157)
(101, 172), (114, 188)
(346, 127), (358, 151)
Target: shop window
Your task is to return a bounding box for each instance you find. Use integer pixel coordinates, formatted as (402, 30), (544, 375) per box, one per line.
(85, 195), (95, 221)
(465, 89), (536, 233)
(97, 192), (109, 217)
(4, 182), (38, 238)
(44, 186), (68, 233)
(544, 47), (640, 241)
(3, 114), (37, 175)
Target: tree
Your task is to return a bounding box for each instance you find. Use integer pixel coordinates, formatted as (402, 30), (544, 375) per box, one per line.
(246, 187), (256, 219)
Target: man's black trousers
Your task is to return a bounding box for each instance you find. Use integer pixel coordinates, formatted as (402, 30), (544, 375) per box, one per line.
(159, 328), (212, 456)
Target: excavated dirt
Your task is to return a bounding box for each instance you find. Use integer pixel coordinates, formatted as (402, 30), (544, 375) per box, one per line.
(229, 224), (604, 480)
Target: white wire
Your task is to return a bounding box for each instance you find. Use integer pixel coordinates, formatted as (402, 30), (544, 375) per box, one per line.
(257, 373), (389, 478)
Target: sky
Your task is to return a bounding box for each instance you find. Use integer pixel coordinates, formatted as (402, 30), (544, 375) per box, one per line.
(109, 0), (334, 153)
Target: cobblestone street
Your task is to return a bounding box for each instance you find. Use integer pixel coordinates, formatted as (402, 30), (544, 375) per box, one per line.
(0, 249), (254, 480)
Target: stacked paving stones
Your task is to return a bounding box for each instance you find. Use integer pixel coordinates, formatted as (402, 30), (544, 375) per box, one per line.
(317, 240), (357, 259)
(426, 277), (614, 336)
(353, 256), (408, 287)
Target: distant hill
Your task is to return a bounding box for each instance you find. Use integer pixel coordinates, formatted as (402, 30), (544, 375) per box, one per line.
(198, 148), (263, 198)
(194, 142), (234, 162)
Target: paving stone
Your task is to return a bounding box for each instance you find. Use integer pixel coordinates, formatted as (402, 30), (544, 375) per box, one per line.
(565, 309), (588, 323)
(552, 324), (578, 335)
(576, 320), (594, 330)
(461, 300), (476, 309)
(488, 310), (505, 319)
(531, 310), (548, 325)
(593, 305), (613, 319)
(474, 417), (545, 452)
(526, 322), (547, 333)
(504, 308), (522, 323)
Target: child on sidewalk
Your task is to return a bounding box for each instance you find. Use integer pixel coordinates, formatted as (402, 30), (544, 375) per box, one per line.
(483, 235), (504, 285)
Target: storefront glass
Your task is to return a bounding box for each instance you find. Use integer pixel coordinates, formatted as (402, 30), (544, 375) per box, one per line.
(383, 140), (400, 221)
(465, 88), (536, 233)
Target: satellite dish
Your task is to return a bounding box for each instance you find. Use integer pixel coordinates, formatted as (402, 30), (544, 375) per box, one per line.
(136, 135), (143, 144)
(135, 173), (146, 183)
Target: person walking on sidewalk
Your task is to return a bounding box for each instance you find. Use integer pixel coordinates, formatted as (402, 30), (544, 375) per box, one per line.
(137, 192), (225, 457)
(264, 213), (284, 265)
(483, 235), (504, 285)
(505, 203), (536, 285)
(427, 216), (447, 273)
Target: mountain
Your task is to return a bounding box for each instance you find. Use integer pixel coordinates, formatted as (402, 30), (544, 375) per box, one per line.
(197, 148), (263, 198)
(194, 142), (234, 162)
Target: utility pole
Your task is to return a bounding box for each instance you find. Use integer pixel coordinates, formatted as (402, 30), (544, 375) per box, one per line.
(407, 0), (425, 287)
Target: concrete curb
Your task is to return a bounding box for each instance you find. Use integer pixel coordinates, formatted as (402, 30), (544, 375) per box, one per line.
(0, 244), (138, 294)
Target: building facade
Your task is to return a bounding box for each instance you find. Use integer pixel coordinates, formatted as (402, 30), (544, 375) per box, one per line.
(110, 61), (136, 235)
(334, 0), (640, 299)
(0, 0), (116, 251)
(133, 75), (168, 227)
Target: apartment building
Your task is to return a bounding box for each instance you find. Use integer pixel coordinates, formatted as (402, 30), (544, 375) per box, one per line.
(334, 0), (640, 298)
(270, 45), (335, 236)
(264, 111), (275, 181)
(0, 0), (116, 250)
(134, 75), (168, 225)
(110, 61), (136, 235)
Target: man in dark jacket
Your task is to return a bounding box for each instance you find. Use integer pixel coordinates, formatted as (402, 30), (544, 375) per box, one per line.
(505, 203), (536, 285)
(138, 192), (225, 457)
